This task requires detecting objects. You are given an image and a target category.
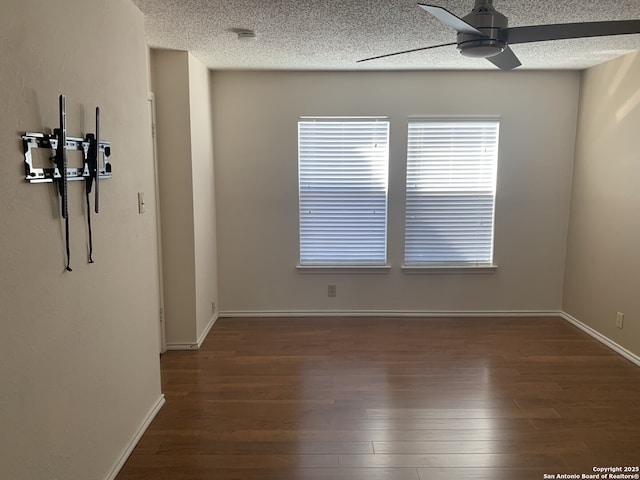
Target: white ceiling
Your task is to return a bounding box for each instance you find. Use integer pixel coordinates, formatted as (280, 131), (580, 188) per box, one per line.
(131, 0), (640, 70)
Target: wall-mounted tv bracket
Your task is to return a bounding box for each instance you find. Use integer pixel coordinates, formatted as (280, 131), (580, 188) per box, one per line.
(22, 95), (112, 271)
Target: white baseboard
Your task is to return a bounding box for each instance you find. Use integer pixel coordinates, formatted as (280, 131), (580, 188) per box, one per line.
(165, 342), (200, 351)
(165, 313), (218, 351)
(560, 312), (640, 368)
(172, 310), (640, 366)
(219, 309), (563, 318)
(106, 394), (165, 480)
(197, 313), (218, 347)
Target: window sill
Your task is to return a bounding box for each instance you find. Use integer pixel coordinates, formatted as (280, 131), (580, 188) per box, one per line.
(296, 265), (391, 274)
(401, 264), (498, 274)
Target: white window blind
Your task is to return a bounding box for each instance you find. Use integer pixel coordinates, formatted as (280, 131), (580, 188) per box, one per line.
(404, 119), (499, 266)
(298, 118), (389, 266)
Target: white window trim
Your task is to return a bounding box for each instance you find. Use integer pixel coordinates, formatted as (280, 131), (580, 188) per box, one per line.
(403, 116), (500, 269)
(296, 264), (392, 274)
(298, 116), (390, 268)
(401, 264), (498, 274)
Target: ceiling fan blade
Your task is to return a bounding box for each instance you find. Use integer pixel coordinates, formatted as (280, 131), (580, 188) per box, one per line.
(357, 42), (456, 63)
(418, 4), (487, 36)
(506, 20), (640, 44)
(486, 46), (522, 70)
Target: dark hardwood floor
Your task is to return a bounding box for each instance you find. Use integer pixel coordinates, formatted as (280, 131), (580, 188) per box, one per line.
(116, 317), (640, 480)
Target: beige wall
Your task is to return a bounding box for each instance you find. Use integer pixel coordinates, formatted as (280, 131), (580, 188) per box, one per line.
(0, 1), (162, 479)
(188, 55), (219, 338)
(211, 70), (580, 314)
(152, 50), (218, 345)
(152, 50), (198, 343)
(563, 51), (640, 356)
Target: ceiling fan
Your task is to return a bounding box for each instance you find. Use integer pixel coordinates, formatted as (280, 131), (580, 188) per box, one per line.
(358, 0), (640, 70)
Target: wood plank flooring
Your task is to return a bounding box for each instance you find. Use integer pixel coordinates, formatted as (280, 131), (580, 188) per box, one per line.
(116, 317), (640, 480)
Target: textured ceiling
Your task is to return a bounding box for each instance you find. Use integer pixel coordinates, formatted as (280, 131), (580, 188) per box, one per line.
(131, 0), (640, 70)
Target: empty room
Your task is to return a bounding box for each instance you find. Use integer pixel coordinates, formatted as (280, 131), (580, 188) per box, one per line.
(1, 1), (639, 479)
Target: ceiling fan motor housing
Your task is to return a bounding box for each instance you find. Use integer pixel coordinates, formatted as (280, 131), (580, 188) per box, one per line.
(458, 0), (508, 58)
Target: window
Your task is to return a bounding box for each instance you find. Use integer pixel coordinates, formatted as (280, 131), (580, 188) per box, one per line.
(404, 119), (499, 267)
(298, 117), (389, 266)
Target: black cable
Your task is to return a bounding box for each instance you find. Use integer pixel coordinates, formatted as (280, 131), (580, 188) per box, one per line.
(86, 192), (94, 264)
(64, 216), (72, 272)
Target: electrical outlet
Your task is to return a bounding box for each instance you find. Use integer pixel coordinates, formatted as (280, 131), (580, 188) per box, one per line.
(328, 285), (336, 297)
(616, 312), (624, 329)
(211, 301), (216, 314)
